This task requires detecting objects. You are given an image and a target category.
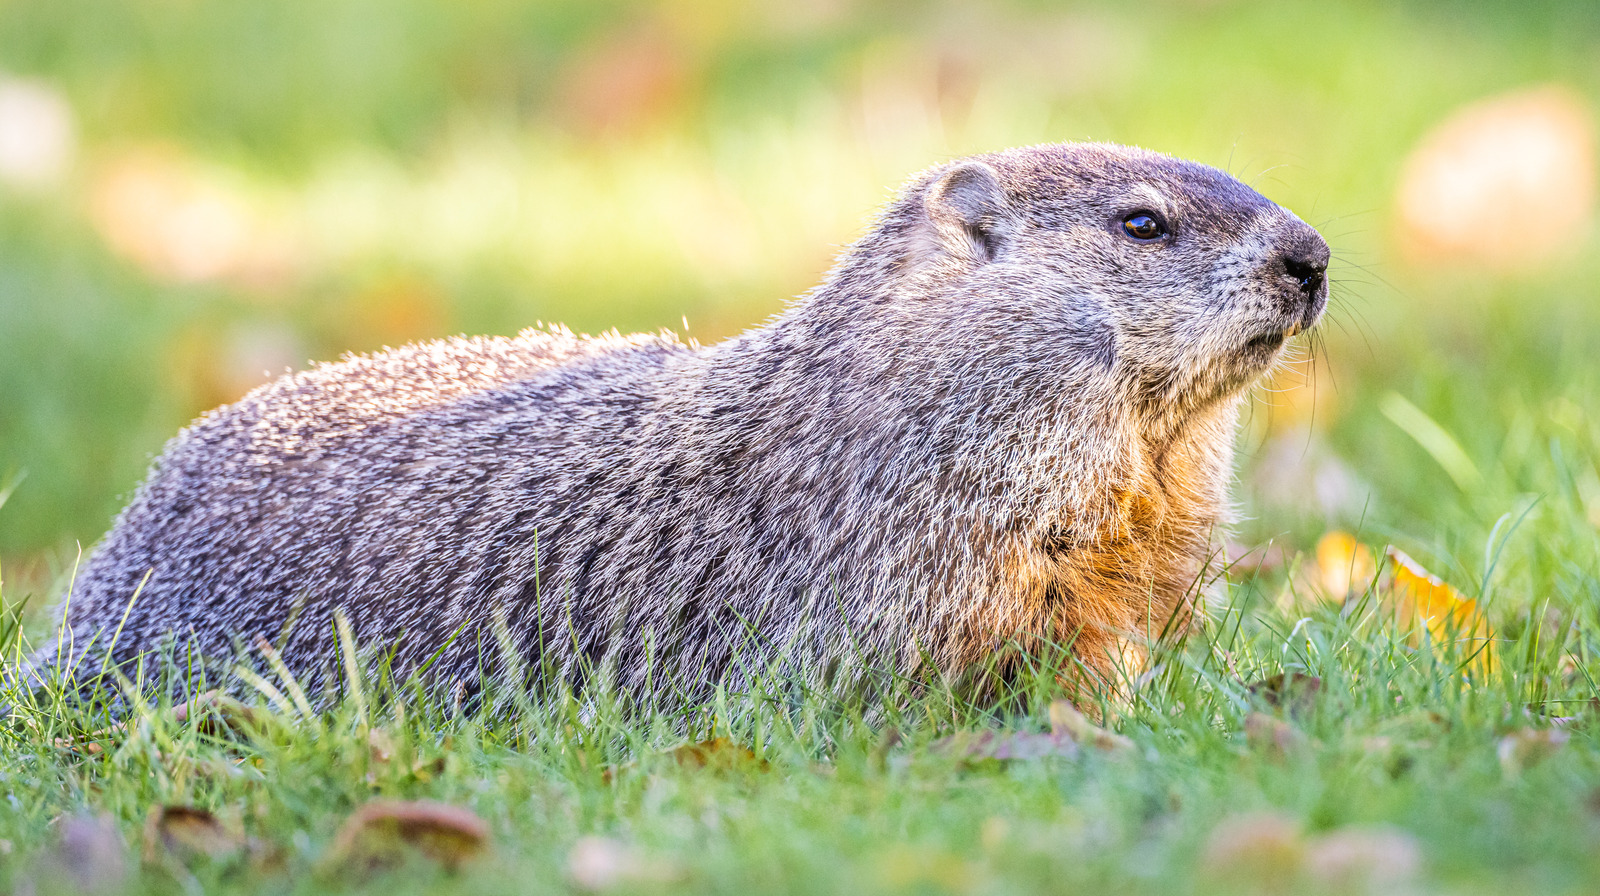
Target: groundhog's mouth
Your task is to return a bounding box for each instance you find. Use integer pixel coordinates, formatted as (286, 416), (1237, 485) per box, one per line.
(1241, 318), (1309, 358)
(1243, 330), (1288, 354)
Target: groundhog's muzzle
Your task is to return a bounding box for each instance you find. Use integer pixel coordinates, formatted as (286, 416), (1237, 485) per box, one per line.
(1275, 220), (1331, 333)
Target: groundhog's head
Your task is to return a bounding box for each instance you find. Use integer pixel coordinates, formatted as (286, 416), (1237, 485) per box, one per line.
(909, 142), (1329, 413)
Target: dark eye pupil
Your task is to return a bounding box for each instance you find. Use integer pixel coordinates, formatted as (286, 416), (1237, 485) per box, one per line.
(1123, 214), (1163, 240)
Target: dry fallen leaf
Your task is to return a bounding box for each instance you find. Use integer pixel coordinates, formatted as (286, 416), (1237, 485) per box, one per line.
(1525, 697), (1600, 728)
(143, 805), (246, 865)
(364, 729), (444, 781)
(869, 726), (903, 774)
(1048, 700), (1135, 754)
(926, 728), (1080, 764)
(924, 700), (1134, 766)
(172, 690), (268, 737)
(1314, 531), (1377, 601)
(1498, 728), (1569, 776)
(605, 736), (771, 782)
(54, 729), (118, 756)
(367, 728), (397, 765)
(322, 800), (489, 875)
(54, 690), (268, 755)
(1247, 673), (1323, 718)
(1304, 536), (1497, 675)
(666, 737), (770, 771)
(1245, 713), (1310, 763)
(1386, 547), (1496, 674)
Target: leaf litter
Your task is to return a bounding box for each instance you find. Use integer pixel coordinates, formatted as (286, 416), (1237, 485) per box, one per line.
(320, 799), (490, 876)
(1303, 531), (1497, 673)
(922, 700), (1134, 766)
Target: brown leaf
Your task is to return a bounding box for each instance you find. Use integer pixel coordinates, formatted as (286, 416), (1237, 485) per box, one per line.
(926, 729), (1080, 764)
(666, 737), (769, 771)
(922, 702), (1136, 766)
(367, 728), (396, 765)
(1525, 697), (1600, 728)
(54, 690), (267, 755)
(365, 729), (449, 783)
(53, 722), (127, 756)
(1498, 728), (1569, 776)
(869, 726), (903, 774)
(1048, 700), (1135, 753)
(607, 737), (771, 781)
(143, 805), (246, 865)
(172, 690), (267, 738)
(323, 800), (489, 875)
(1247, 673), (1323, 718)
(1245, 712), (1309, 762)
(410, 754), (448, 781)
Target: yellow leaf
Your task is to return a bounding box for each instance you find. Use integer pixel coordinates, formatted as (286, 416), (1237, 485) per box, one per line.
(604, 736), (771, 782)
(665, 737), (768, 771)
(1385, 547), (1495, 674)
(1314, 531), (1376, 601)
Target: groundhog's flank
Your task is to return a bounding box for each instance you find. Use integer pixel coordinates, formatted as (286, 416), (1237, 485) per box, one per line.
(33, 142), (1329, 705)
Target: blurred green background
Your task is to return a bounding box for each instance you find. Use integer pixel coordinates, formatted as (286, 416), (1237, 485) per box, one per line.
(2, 0), (1599, 608)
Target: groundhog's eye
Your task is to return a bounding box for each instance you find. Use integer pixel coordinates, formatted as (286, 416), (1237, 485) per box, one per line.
(1121, 213), (1166, 242)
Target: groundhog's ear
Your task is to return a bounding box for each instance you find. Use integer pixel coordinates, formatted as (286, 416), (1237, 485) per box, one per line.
(925, 161), (1013, 264)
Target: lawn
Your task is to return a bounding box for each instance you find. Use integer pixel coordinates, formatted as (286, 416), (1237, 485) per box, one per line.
(4, 0), (1600, 892)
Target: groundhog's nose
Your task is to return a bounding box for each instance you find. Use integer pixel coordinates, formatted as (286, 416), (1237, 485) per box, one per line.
(1278, 229), (1330, 298)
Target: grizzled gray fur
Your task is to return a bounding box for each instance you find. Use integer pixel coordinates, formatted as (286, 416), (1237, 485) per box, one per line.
(32, 143), (1329, 704)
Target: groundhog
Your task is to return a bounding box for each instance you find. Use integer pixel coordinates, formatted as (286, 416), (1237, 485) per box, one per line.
(29, 142), (1328, 706)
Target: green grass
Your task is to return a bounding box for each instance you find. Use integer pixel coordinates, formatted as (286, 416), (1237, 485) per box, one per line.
(3, 556), (1598, 894)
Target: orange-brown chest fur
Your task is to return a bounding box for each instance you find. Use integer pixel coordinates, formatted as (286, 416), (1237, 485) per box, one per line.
(949, 429), (1227, 692)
